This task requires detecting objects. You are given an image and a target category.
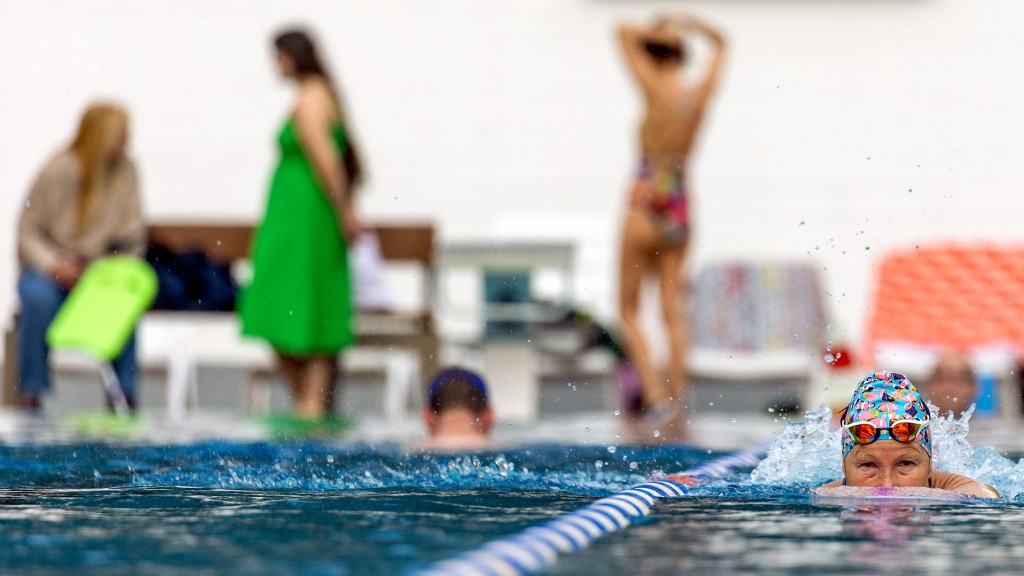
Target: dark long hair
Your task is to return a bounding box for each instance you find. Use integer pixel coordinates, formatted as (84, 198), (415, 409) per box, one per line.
(274, 29), (365, 189)
(644, 40), (685, 67)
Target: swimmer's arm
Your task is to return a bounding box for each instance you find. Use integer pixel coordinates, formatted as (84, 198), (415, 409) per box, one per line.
(617, 22), (663, 96)
(956, 483), (1001, 498)
(930, 471), (1001, 498)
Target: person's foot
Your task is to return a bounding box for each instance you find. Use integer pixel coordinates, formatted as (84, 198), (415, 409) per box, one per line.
(640, 401), (691, 443)
(20, 393), (42, 414)
(643, 400), (679, 427)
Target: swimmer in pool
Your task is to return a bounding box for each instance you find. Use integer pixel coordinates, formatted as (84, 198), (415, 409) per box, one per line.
(817, 371), (999, 498)
(420, 367), (494, 450)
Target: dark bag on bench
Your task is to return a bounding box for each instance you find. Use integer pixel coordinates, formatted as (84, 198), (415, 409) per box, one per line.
(146, 242), (237, 312)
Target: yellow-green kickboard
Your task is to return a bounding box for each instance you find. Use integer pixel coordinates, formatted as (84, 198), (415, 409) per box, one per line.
(46, 256), (158, 361)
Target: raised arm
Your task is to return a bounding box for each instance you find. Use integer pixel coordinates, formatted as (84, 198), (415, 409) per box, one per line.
(293, 82), (361, 241)
(617, 22), (665, 96)
(672, 13), (727, 105)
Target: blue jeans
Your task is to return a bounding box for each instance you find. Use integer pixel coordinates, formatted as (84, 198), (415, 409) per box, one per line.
(17, 268), (137, 399)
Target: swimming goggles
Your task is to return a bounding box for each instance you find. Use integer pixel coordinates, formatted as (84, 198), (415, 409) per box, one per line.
(842, 420), (929, 445)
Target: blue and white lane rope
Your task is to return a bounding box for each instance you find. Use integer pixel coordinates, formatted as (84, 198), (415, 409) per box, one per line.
(414, 444), (767, 576)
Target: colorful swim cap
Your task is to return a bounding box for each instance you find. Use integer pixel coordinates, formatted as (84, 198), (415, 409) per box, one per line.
(840, 371), (931, 458)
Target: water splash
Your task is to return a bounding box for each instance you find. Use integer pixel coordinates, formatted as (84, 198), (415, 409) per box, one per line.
(929, 405), (1024, 499)
(750, 405), (841, 485)
(0, 442), (707, 497)
(930, 404), (976, 472)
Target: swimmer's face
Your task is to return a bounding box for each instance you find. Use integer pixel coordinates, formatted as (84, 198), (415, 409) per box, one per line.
(927, 356), (976, 415)
(842, 440), (931, 488)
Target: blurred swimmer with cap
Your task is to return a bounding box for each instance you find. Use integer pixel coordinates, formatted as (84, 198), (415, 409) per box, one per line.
(421, 367), (494, 450)
(817, 371), (998, 498)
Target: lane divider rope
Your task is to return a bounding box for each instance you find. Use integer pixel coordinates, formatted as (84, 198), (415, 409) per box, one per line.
(414, 444), (767, 576)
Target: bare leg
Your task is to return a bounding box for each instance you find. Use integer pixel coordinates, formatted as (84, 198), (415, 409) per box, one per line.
(294, 356), (333, 419)
(276, 353), (305, 399)
(323, 353), (342, 415)
(277, 353), (330, 419)
(655, 240), (690, 438)
(618, 208), (666, 409)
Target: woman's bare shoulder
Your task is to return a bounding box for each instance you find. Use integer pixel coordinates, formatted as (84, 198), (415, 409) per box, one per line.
(930, 471), (1000, 498)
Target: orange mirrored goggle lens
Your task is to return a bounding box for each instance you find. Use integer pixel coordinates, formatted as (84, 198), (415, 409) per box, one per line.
(846, 421), (924, 444)
(889, 421), (924, 442)
(847, 423), (878, 444)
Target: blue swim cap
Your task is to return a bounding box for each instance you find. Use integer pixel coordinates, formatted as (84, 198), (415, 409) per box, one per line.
(427, 367), (489, 406)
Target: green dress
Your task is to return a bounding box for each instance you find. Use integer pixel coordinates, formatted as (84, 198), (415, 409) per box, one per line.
(240, 119), (354, 354)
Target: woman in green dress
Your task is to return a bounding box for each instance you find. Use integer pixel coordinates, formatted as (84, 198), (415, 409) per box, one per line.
(241, 29), (364, 418)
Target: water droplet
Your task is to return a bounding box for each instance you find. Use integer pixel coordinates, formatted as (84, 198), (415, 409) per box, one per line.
(799, 220), (805, 226)
(730, 418), (737, 423)
(584, 426), (591, 433)
(595, 460), (604, 470)
(25, 200), (31, 208)
(629, 462), (639, 470)
(653, 430), (661, 438)
(607, 445), (617, 454)
(614, 409), (621, 416)
(768, 407), (775, 413)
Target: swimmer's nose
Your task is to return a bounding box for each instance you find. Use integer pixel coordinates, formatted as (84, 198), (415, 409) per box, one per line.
(877, 469), (899, 487)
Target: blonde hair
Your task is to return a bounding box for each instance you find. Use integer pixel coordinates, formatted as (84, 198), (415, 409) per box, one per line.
(68, 103), (129, 232)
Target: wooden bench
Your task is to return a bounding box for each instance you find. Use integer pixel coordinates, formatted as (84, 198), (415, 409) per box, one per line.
(2, 221), (440, 417)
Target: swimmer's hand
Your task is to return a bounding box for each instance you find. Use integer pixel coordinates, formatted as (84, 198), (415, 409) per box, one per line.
(663, 473), (701, 487)
(952, 482), (1000, 499)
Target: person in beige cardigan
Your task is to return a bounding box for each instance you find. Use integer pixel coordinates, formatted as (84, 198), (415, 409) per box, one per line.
(16, 103), (146, 412)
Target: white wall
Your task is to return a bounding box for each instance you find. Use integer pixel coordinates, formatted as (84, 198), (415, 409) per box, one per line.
(2, 0), (1023, 359)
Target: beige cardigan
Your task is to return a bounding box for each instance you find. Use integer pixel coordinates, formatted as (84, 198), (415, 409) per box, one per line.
(18, 150), (146, 273)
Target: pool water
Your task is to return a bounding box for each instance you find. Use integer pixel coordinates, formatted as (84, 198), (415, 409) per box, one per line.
(0, 442), (703, 575)
(2, 408), (1024, 575)
(550, 490), (1024, 575)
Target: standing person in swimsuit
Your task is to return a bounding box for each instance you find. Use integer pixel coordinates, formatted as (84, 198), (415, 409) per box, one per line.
(617, 14), (726, 434)
(240, 29), (364, 419)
